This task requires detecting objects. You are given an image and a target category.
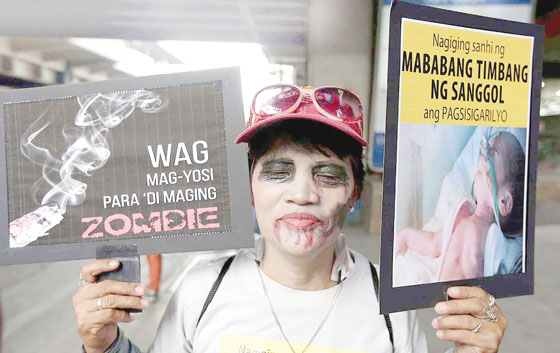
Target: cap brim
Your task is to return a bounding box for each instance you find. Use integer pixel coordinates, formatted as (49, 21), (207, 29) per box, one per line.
(234, 113), (368, 146)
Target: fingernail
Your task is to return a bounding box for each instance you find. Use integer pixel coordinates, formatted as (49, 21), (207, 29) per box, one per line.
(436, 330), (444, 338)
(135, 286), (145, 294)
(109, 260), (119, 267)
(128, 314), (136, 321)
(431, 318), (439, 329)
(140, 298), (149, 307)
(448, 287), (459, 296)
(435, 303), (445, 314)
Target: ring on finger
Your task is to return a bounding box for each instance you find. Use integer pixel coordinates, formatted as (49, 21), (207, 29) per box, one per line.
(78, 273), (88, 286)
(481, 305), (498, 322)
(471, 318), (483, 333)
(475, 294), (499, 322)
(79, 272), (94, 286)
(97, 297), (103, 311)
(488, 294), (496, 307)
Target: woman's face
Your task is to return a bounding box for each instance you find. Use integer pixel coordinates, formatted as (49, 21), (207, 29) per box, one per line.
(251, 143), (356, 258)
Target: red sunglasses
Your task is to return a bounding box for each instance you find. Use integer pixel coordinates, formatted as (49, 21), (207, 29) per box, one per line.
(235, 84), (367, 146)
(250, 85), (363, 124)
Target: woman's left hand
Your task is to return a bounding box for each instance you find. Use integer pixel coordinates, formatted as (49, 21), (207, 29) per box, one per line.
(432, 286), (508, 353)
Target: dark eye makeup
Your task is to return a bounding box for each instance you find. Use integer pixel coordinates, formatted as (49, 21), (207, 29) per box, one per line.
(258, 159), (295, 182)
(257, 159), (350, 187)
(312, 164), (349, 187)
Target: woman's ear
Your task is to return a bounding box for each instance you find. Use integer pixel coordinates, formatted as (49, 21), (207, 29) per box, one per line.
(348, 190), (360, 213)
(249, 161), (255, 206)
(498, 189), (513, 219)
(250, 181), (255, 206)
(352, 187), (361, 206)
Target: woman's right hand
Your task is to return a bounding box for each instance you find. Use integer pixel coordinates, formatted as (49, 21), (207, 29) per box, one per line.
(72, 259), (150, 353)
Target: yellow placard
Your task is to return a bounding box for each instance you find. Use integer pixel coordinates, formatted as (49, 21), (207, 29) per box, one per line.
(220, 333), (368, 353)
(399, 18), (533, 128)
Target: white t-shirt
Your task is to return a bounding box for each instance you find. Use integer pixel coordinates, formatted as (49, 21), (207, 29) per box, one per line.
(145, 245), (427, 353)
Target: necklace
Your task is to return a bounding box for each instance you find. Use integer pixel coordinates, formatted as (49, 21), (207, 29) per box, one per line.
(255, 261), (343, 353)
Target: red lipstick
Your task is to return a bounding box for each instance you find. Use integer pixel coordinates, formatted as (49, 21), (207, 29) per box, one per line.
(280, 213), (320, 230)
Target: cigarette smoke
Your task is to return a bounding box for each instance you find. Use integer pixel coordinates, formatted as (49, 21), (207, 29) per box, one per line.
(20, 90), (167, 214)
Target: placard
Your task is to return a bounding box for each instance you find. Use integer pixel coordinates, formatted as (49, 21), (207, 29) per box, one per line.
(0, 67), (253, 265)
(380, 1), (543, 313)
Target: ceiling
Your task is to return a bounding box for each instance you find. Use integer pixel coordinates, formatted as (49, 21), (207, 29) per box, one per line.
(0, 0), (310, 82)
(8, 37), (126, 78)
(1, 0), (560, 117)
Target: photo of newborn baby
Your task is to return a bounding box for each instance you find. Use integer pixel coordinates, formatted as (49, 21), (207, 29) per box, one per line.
(392, 125), (527, 287)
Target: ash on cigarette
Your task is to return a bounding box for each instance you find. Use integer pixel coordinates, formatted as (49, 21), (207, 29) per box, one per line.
(9, 204), (64, 248)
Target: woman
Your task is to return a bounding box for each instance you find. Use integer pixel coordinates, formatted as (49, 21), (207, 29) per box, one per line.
(73, 85), (507, 353)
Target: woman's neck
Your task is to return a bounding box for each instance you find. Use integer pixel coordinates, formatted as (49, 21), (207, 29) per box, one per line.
(259, 241), (338, 291)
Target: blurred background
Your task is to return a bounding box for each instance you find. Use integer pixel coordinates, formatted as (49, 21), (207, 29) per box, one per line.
(0, 0), (558, 352)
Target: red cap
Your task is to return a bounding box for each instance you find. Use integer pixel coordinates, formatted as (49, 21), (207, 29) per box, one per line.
(235, 86), (367, 146)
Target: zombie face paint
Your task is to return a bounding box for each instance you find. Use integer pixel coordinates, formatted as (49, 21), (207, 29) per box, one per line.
(251, 145), (355, 257)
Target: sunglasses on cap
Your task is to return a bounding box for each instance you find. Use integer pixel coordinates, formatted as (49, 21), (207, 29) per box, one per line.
(235, 84), (366, 146)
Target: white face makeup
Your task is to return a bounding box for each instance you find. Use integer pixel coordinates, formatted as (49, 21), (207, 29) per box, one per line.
(251, 145), (356, 258)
